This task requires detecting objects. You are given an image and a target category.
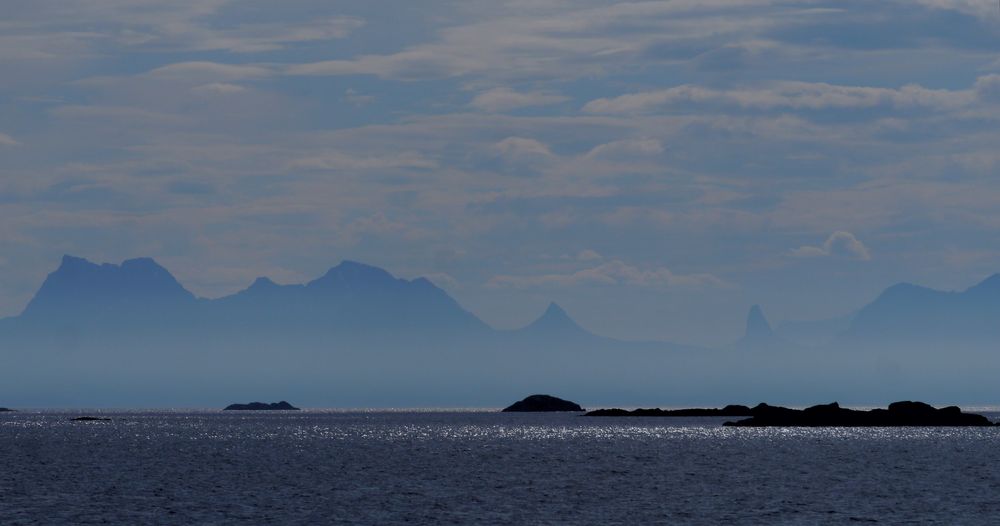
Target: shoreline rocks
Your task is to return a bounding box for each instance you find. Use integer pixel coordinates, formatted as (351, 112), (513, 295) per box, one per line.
(586, 405), (752, 417)
(224, 401), (300, 411)
(502, 394), (584, 412)
(724, 401), (994, 427)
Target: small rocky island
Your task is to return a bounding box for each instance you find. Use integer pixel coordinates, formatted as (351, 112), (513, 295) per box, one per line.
(0, 407), (14, 412)
(502, 394), (584, 412)
(223, 401), (300, 411)
(71, 416), (112, 422)
(723, 401), (994, 427)
(586, 405), (752, 417)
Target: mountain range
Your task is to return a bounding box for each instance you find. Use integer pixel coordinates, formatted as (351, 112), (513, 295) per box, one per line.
(2, 255), (1000, 406)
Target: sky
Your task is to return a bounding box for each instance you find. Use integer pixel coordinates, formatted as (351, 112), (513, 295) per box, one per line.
(1, 0), (999, 346)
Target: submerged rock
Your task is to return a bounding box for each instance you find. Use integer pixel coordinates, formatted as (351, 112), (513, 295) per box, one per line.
(586, 405), (752, 417)
(71, 416), (112, 422)
(724, 401), (994, 427)
(502, 394), (584, 412)
(224, 401), (300, 411)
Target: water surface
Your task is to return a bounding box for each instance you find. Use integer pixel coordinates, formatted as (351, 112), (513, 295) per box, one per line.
(3, 410), (1000, 524)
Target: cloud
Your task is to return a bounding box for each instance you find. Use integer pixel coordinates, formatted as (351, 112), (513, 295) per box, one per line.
(791, 231), (871, 261)
(487, 259), (725, 289)
(974, 74), (1000, 102)
(469, 88), (568, 112)
(344, 89), (375, 107)
(191, 83), (247, 95)
(490, 137), (554, 159)
(583, 81), (974, 114)
(146, 62), (272, 82)
(0, 133), (19, 147)
(289, 151), (437, 171)
(576, 249), (603, 261)
(585, 138), (663, 159)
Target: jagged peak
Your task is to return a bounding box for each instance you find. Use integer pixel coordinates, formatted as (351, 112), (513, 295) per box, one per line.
(542, 302), (568, 318)
(520, 301), (588, 335)
(57, 254), (96, 270)
(745, 304), (774, 339)
(248, 276), (278, 289)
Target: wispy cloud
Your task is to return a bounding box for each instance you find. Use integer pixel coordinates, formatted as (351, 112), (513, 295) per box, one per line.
(791, 231), (872, 261)
(0, 133), (19, 147)
(469, 88), (568, 112)
(487, 260), (725, 289)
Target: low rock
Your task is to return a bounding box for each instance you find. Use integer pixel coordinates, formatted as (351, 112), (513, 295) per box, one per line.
(724, 401), (994, 427)
(502, 394), (584, 412)
(71, 416), (112, 422)
(586, 405), (752, 417)
(224, 401), (300, 411)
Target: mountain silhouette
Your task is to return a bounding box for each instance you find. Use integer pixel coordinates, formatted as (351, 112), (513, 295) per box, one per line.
(0, 255), (707, 406)
(19, 255), (196, 327)
(734, 305), (790, 350)
(515, 302), (592, 340)
(842, 274), (1000, 343)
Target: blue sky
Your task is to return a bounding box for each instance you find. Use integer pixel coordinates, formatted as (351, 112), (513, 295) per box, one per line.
(1, 0), (999, 345)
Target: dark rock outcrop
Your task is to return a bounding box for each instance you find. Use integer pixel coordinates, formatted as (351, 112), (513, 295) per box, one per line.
(502, 394), (584, 412)
(0, 407), (14, 412)
(724, 401), (993, 427)
(71, 416), (112, 422)
(586, 405), (752, 417)
(224, 401), (300, 411)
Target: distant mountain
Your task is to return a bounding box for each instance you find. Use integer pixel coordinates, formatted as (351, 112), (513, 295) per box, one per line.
(210, 259), (489, 336)
(514, 302), (594, 341)
(734, 305), (791, 350)
(8, 255), (491, 338)
(0, 255), (706, 407)
(20, 255), (196, 322)
(842, 274), (1000, 343)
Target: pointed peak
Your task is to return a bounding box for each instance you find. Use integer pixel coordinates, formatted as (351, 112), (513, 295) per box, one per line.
(249, 276), (277, 289)
(745, 304), (774, 339)
(520, 301), (589, 336)
(543, 302), (568, 318)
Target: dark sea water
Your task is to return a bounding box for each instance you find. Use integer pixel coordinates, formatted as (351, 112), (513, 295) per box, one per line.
(4, 410), (1000, 525)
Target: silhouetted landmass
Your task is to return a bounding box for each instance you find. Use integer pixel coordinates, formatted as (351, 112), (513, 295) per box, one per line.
(843, 274), (1000, 343)
(502, 394), (584, 412)
(724, 401), (993, 427)
(0, 407), (14, 412)
(224, 401), (300, 411)
(71, 416), (112, 422)
(586, 405), (752, 417)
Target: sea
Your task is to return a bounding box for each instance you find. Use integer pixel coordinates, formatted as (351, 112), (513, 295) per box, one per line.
(4, 409), (1000, 525)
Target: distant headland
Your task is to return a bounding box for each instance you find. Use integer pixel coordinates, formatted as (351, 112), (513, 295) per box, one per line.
(224, 401), (300, 411)
(0, 407), (14, 412)
(723, 401), (993, 427)
(584, 401), (995, 426)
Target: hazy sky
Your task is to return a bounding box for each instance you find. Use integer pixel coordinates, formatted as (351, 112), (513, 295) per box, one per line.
(1, 0), (999, 345)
